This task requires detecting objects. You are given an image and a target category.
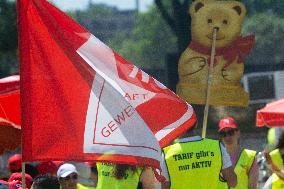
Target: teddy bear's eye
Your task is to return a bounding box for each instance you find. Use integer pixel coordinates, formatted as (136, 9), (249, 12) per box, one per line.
(223, 20), (228, 25)
(207, 19), (213, 24)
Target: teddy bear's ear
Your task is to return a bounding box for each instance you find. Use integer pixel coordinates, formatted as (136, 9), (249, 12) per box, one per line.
(194, 2), (204, 12)
(230, 1), (246, 18)
(233, 6), (242, 15)
(189, 1), (205, 15)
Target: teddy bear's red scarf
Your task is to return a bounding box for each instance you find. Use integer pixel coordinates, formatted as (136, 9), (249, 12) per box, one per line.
(189, 35), (255, 68)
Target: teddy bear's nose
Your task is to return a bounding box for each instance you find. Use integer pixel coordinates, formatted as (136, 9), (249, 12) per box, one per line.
(214, 26), (220, 31)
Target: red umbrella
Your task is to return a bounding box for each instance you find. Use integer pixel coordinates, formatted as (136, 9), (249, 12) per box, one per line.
(256, 98), (284, 127)
(0, 75), (20, 125)
(0, 75), (20, 95)
(0, 75), (21, 154)
(0, 118), (21, 154)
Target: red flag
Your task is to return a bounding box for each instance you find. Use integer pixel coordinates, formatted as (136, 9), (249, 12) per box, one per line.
(17, 0), (196, 170)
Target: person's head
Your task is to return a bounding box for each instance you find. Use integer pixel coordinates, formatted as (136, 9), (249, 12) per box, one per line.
(218, 117), (240, 146)
(8, 154), (22, 173)
(7, 180), (27, 189)
(57, 163), (78, 189)
(36, 161), (63, 176)
(8, 172), (33, 189)
(31, 174), (59, 189)
(8, 155), (38, 178)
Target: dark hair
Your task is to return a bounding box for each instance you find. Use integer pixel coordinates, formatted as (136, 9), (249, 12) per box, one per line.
(33, 174), (60, 189)
(10, 163), (39, 178)
(25, 163), (39, 178)
(91, 166), (98, 174)
(112, 164), (138, 180)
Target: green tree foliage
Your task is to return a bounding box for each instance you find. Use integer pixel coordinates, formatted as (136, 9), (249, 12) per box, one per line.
(154, 0), (192, 53)
(109, 6), (177, 69)
(74, 4), (136, 44)
(243, 13), (284, 65)
(0, 0), (18, 77)
(0, 0), (17, 51)
(73, 3), (176, 69)
(243, 0), (284, 16)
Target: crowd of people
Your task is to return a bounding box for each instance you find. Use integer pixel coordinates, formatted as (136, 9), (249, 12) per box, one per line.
(0, 117), (283, 189)
(0, 157), (98, 189)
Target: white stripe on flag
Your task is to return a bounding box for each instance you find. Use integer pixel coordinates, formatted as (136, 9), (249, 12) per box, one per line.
(129, 66), (139, 78)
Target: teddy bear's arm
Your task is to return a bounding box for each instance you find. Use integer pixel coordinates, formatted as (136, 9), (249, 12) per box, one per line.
(178, 50), (207, 77)
(221, 60), (244, 83)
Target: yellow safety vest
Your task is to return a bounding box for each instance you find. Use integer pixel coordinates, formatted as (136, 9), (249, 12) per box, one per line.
(218, 149), (256, 189)
(272, 173), (284, 189)
(163, 138), (222, 189)
(77, 183), (96, 189)
(60, 183), (95, 189)
(96, 163), (142, 189)
(268, 128), (276, 146)
(270, 148), (284, 170)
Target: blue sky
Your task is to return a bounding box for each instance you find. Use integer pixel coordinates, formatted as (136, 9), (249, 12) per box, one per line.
(50, 0), (154, 12)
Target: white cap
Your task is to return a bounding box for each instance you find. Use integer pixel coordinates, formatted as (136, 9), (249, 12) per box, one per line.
(57, 163), (78, 178)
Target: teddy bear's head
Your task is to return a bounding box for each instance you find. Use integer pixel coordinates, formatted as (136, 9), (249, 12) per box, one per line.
(189, 0), (246, 48)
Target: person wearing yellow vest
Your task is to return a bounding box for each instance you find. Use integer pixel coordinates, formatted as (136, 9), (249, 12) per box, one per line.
(268, 128), (277, 149)
(161, 122), (237, 189)
(269, 148), (284, 172)
(217, 117), (259, 189)
(263, 173), (284, 189)
(263, 132), (284, 189)
(96, 162), (155, 189)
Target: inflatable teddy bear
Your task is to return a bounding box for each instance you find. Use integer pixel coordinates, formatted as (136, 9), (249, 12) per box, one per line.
(176, 0), (254, 106)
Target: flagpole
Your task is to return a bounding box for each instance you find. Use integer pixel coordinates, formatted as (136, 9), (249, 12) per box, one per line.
(201, 28), (217, 138)
(21, 162), (26, 189)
